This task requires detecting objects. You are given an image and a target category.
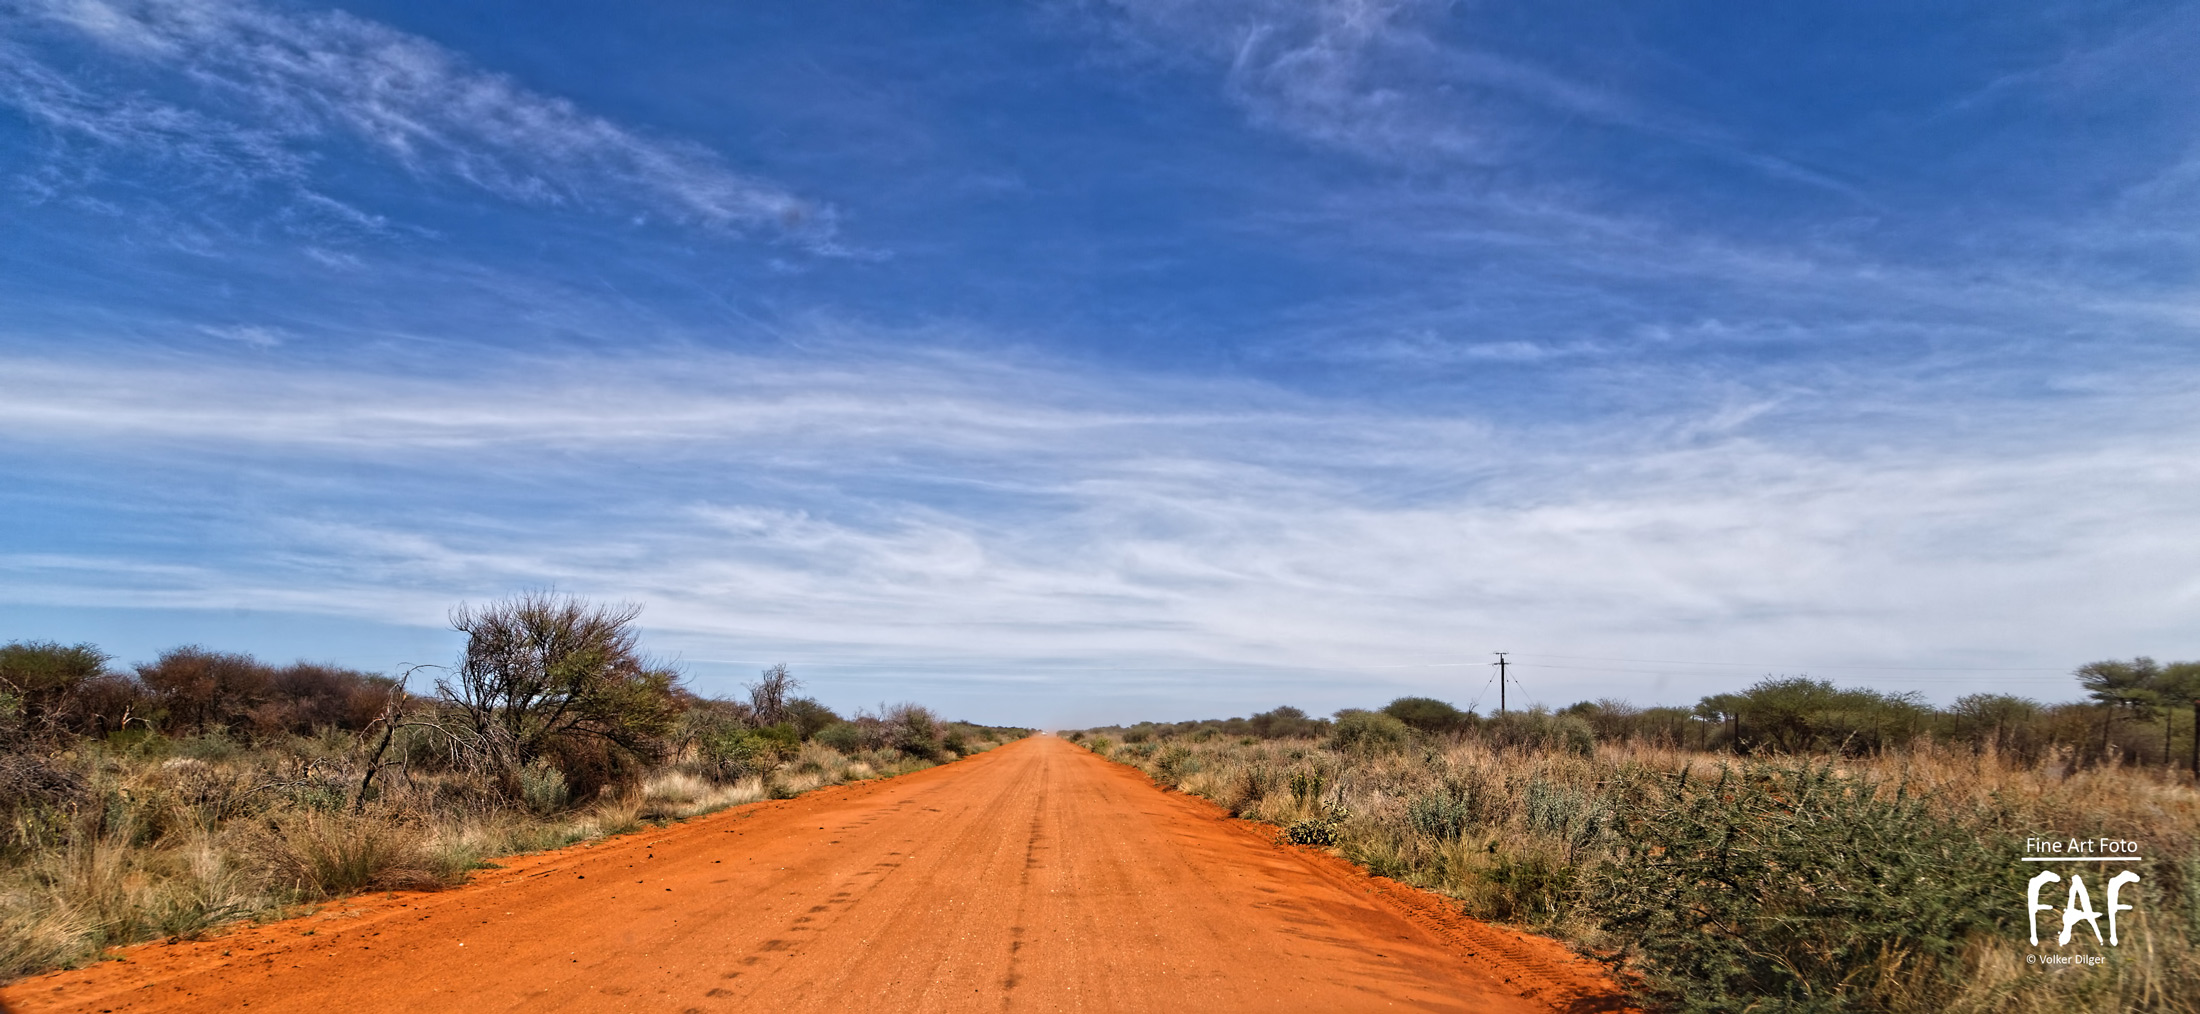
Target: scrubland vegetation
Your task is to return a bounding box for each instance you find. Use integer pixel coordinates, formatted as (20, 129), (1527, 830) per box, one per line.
(1074, 665), (2200, 1014)
(0, 594), (1027, 981)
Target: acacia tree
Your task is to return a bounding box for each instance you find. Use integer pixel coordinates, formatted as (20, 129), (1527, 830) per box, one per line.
(2150, 661), (2200, 776)
(1947, 693), (2041, 758)
(0, 641), (110, 738)
(2076, 657), (2163, 761)
(1694, 694), (1744, 753)
(438, 593), (681, 795)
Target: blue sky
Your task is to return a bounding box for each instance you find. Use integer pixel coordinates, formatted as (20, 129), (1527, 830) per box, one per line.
(4, 0), (2198, 726)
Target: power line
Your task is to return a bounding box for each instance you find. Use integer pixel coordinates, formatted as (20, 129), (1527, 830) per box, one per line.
(1514, 653), (2068, 672)
(1469, 673), (1504, 712)
(686, 655), (2078, 680)
(1511, 661), (2078, 684)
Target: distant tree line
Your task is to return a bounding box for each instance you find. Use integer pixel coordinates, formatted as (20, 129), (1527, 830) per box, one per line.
(1069, 657), (2200, 771)
(0, 640), (399, 742)
(0, 592), (1028, 810)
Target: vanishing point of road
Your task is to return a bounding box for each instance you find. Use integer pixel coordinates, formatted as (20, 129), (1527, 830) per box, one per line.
(5, 735), (1630, 1013)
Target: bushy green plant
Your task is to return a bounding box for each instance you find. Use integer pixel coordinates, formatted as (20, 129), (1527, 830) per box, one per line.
(886, 704), (943, 760)
(1154, 745), (1197, 782)
(1287, 767), (1327, 807)
(1483, 710), (1594, 755)
(1327, 710), (1411, 754)
(1285, 806), (1350, 846)
(1406, 790), (1475, 841)
(1483, 847), (1573, 922)
(0, 641), (110, 735)
(1591, 762), (2013, 1013)
(697, 724), (796, 781)
(1248, 706), (1329, 739)
(1703, 678), (1933, 757)
(519, 761), (570, 814)
(783, 697), (841, 740)
(814, 721), (861, 753)
(1383, 696), (1471, 734)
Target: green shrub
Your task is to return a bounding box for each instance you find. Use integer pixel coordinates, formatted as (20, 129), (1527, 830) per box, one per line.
(0, 641), (110, 735)
(1483, 847), (1573, 922)
(815, 721), (861, 753)
(697, 724), (795, 781)
(886, 704), (943, 760)
(1154, 745), (1197, 782)
(1483, 710), (1594, 755)
(1407, 791), (1475, 841)
(1327, 710), (1411, 754)
(1383, 696), (1472, 734)
(1590, 762), (2012, 1013)
(756, 722), (800, 757)
(1286, 807), (1350, 846)
(1701, 678), (1933, 756)
(1248, 706), (1329, 739)
(1288, 767), (1327, 807)
(784, 697), (842, 740)
(519, 762), (570, 814)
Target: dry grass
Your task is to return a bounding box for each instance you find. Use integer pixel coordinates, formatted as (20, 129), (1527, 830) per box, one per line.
(1097, 733), (2200, 1014)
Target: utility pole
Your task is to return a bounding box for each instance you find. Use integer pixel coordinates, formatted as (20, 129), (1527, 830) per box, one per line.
(1494, 652), (1509, 714)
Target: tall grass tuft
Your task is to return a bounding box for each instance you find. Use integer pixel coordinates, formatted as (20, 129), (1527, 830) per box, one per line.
(248, 811), (448, 899)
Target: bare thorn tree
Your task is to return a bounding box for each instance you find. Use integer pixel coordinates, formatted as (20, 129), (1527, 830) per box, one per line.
(747, 663), (800, 727)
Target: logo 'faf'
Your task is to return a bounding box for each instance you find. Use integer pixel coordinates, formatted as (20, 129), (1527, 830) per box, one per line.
(2023, 836), (2143, 947)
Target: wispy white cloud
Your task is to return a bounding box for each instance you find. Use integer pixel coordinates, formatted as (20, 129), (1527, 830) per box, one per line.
(2, 0), (835, 246)
(0, 42), (289, 177)
(1090, 0), (1541, 163)
(1088, 0), (1854, 199)
(4, 346), (2195, 719)
(195, 323), (285, 347)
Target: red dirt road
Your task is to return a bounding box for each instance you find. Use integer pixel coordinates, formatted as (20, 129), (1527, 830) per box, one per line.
(4, 736), (1629, 1013)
